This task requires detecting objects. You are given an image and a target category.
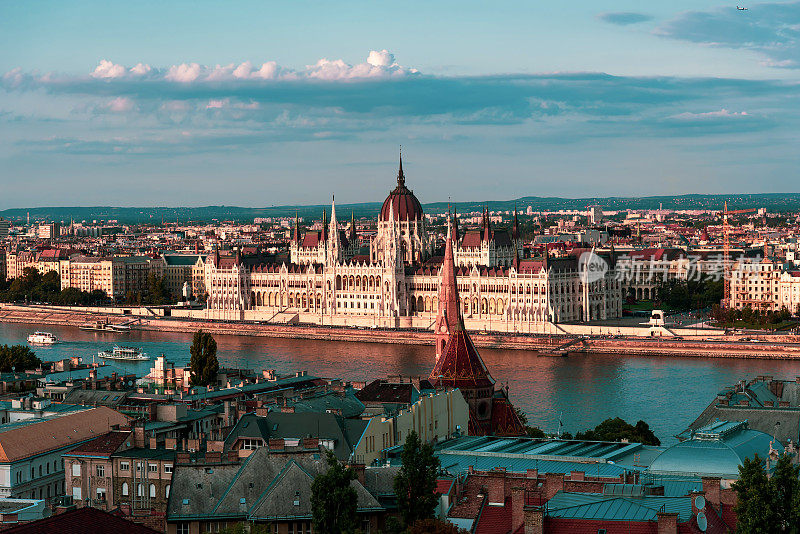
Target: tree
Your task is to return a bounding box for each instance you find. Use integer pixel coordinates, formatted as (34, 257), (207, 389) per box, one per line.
(189, 330), (218, 386)
(310, 450), (358, 534)
(514, 406), (545, 438)
(0, 345), (41, 372)
(394, 430), (440, 528)
(574, 418), (660, 446)
(770, 453), (800, 532)
(732, 454), (780, 533)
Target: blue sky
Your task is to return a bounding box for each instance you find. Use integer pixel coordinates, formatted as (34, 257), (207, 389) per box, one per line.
(2, 0), (800, 208)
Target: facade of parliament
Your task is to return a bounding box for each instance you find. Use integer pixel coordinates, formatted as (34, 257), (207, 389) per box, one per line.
(203, 158), (623, 332)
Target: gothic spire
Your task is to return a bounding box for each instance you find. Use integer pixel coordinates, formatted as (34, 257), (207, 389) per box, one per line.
(350, 211), (357, 241)
(513, 203), (520, 240)
(397, 148), (405, 188)
(293, 211), (299, 242)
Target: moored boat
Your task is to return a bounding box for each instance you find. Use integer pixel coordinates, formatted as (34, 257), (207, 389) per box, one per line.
(98, 346), (149, 361)
(27, 332), (59, 345)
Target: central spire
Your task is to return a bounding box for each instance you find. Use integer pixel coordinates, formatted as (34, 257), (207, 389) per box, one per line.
(397, 147), (405, 188)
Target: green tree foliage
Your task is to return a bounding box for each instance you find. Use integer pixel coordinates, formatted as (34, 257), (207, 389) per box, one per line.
(0, 345), (42, 372)
(0, 267), (107, 305)
(514, 406), (546, 438)
(733, 454), (781, 533)
(189, 330), (219, 386)
(655, 277), (723, 311)
(712, 304), (794, 329)
(409, 518), (469, 534)
(757, 453), (800, 533)
(394, 430), (440, 528)
(574, 418), (660, 446)
(310, 450), (358, 534)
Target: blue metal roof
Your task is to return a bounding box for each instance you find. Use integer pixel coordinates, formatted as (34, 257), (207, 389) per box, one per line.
(648, 420), (781, 478)
(546, 492), (694, 522)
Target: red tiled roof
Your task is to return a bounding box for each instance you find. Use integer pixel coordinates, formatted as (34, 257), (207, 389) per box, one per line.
(430, 330), (495, 389)
(2, 506), (161, 534)
(475, 497), (512, 534)
(65, 430), (131, 457)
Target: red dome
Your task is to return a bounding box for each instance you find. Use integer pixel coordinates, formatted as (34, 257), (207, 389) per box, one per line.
(380, 157), (424, 222)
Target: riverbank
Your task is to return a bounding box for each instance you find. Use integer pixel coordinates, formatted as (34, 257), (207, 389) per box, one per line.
(3, 303), (800, 359)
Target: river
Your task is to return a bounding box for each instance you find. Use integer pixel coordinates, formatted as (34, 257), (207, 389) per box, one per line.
(3, 321), (799, 444)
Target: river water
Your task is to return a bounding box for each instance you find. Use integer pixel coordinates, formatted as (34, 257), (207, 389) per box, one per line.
(3, 321), (799, 444)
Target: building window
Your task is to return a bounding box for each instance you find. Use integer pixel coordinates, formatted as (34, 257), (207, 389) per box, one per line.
(71, 463), (80, 477)
(72, 487), (81, 500)
(122, 482), (129, 496)
(96, 488), (107, 502)
(148, 464), (158, 473)
(177, 524), (190, 534)
(120, 461), (130, 471)
(96, 465), (105, 477)
(137, 483), (144, 497)
(149, 483), (156, 498)
(165, 484), (170, 498)
(164, 464), (173, 474)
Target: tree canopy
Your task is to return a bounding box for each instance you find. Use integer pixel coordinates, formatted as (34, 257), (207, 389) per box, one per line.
(0, 268), (106, 305)
(394, 430), (440, 528)
(733, 453), (800, 534)
(189, 330), (219, 386)
(310, 450), (358, 534)
(0, 345), (41, 373)
(574, 418), (660, 446)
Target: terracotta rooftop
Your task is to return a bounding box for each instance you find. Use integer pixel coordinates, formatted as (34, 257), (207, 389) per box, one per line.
(2, 506), (160, 534)
(0, 407), (129, 463)
(65, 430), (132, 457)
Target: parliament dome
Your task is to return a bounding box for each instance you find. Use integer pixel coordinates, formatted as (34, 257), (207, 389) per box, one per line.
(380, 156), (423, 222)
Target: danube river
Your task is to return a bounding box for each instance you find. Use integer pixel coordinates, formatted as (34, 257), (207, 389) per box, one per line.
(4, 321), (799, 444)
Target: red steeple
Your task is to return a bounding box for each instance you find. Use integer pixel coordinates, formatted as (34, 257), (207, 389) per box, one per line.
(431, 217), (494, 388)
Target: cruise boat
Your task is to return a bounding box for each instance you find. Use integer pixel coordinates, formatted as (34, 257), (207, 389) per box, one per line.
(27, 332), (59, 345)
(98, 346), (149, 362)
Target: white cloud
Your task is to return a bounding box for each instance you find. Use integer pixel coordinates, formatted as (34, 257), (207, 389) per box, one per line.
(206, 99), (228, 109)
(165, 63), (202, 83)
(130, 63), (152, 76)
(92, 60), (127, 79)
(367, 49), (395, 67)
(106, 97), (134, 112)
(670, 109), (749, 120)
(81, 50), (415, 85)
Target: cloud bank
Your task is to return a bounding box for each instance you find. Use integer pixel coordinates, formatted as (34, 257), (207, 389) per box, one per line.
(657, 1), (800, 68)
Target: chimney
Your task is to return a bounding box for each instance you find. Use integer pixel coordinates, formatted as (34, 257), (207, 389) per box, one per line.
(656, 512), (678, 534)
(701, 478), (721, 507)
(351, 464), (366, 485)
(511, 486), (525, 532)
(133, 423), (146, 448)
(523, 507), (544, 534)
(149, 437), (157, 449)
(487, 468), (507, 505)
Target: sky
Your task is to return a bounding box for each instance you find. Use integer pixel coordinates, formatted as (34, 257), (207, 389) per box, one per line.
(2, 0), (800, 209)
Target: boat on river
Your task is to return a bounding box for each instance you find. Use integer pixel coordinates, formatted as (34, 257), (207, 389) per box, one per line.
(80, 320), (130, 333)
(27, 331), (59, 345)
(98, 346), (149, 361)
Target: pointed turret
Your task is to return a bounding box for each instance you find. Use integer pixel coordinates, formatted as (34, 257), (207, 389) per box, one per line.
(483, 207), (491, 242)
(434, 217), (461, 361)
(321, 209), (328, 242)
(350, 212), (357, 242)
(293, 211), (299, 243)
(430, 217), (494, 390)
(397, 149), (405, 188)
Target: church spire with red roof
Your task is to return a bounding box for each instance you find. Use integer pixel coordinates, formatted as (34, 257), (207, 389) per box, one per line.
(430, 217), (494, 391)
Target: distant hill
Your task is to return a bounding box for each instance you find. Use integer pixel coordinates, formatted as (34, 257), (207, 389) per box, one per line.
(2, 193), (797, 224)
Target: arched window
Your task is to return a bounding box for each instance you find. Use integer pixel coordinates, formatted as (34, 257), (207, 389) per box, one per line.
(165, 484), (170, 498)
(122, 482), (129, 496)
(149, 484), (156, 498)
(137, 484), (144, 497)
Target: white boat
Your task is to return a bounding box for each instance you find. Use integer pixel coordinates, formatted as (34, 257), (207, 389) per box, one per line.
(27, 332), (59, 345)
(98, 346), (149, 362)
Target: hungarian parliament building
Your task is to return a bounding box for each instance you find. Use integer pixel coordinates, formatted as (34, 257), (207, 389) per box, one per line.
(203, 159), (623, 332)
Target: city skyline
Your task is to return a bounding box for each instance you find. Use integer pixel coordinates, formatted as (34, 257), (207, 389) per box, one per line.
(2, 1), (800, 209)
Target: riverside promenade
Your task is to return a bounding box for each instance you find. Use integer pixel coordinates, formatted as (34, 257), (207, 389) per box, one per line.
(2, 303), (800, 359)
